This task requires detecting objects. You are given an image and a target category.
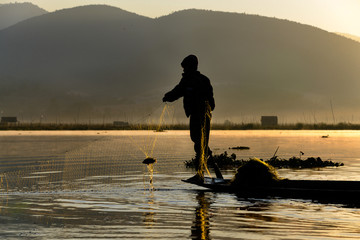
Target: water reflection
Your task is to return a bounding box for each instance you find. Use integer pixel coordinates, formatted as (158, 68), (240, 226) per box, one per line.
(143, 164), (156, 228)
(143, 189), (156, 228)
(191, 192), (212, 240)
(1, 131), (360, 239)
(190, 191), (280, 240)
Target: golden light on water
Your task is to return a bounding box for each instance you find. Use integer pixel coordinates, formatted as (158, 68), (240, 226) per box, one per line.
(1, 130), (360, 239)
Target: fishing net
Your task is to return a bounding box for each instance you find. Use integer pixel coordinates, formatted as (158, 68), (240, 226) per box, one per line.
(230, 158), (282, 187)
(0, 103), (190, 193)
(196, 102), (213, 179)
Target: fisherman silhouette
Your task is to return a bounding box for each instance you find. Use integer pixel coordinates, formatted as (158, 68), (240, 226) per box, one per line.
(163, 55), (215, 183)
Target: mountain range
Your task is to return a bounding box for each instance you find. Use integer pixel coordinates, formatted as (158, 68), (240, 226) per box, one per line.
(0, 2), (47, 30)
(1, 4), (360, 124)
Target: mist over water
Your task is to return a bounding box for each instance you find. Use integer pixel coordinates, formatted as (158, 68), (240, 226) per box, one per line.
(1, 130), (360, 239)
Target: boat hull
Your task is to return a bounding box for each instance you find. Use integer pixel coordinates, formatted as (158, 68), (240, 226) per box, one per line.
(182, 177), (360, 206)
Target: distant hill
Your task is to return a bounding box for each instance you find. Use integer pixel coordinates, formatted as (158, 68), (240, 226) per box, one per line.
(0, 2), (47, 30)
(335, 32), (360, 43)
(1, 5), (360, 123)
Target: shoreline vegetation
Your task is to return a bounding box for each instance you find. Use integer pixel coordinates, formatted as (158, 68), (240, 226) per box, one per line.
(1, 122), (360, 131)
(185, 151), (345, 169)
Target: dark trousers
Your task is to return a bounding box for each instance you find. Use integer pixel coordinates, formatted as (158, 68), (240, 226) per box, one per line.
(190, 111), (212, 171)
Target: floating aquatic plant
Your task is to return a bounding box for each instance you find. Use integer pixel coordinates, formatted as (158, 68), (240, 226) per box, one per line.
(184, 151), (344, 169)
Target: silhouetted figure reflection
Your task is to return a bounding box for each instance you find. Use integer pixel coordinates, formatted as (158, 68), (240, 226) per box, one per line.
(191, 191), (212, 240)
(163, 55), (215, 182)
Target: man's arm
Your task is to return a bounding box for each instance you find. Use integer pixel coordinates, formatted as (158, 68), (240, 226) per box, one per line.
(163, 81), (185, 102)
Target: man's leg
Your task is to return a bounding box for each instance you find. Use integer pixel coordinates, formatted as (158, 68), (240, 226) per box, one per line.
(188, 113), (207, 182)
(190, 114), (202, 171)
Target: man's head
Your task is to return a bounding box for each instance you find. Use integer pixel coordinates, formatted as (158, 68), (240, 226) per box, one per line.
(181, 55), (198, 73)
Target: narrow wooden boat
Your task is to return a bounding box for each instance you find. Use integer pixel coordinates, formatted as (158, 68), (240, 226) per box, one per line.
(183, 177), (360, 206)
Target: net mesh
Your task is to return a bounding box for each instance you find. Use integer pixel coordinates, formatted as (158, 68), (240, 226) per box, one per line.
(0, 104), (193, 193)
(197, 102), (213, 179)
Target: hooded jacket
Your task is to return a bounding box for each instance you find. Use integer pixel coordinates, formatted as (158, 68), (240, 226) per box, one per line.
(163, 71), (215, 117)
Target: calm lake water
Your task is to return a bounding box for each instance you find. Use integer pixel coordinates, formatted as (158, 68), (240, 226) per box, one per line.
(1, 130), (360, 239)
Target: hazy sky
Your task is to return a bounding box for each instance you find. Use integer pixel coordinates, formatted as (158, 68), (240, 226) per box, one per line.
(2, 0), (360, 36)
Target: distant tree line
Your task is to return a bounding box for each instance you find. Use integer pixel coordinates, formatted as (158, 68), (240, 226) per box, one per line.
(1, 122), (360, 130)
